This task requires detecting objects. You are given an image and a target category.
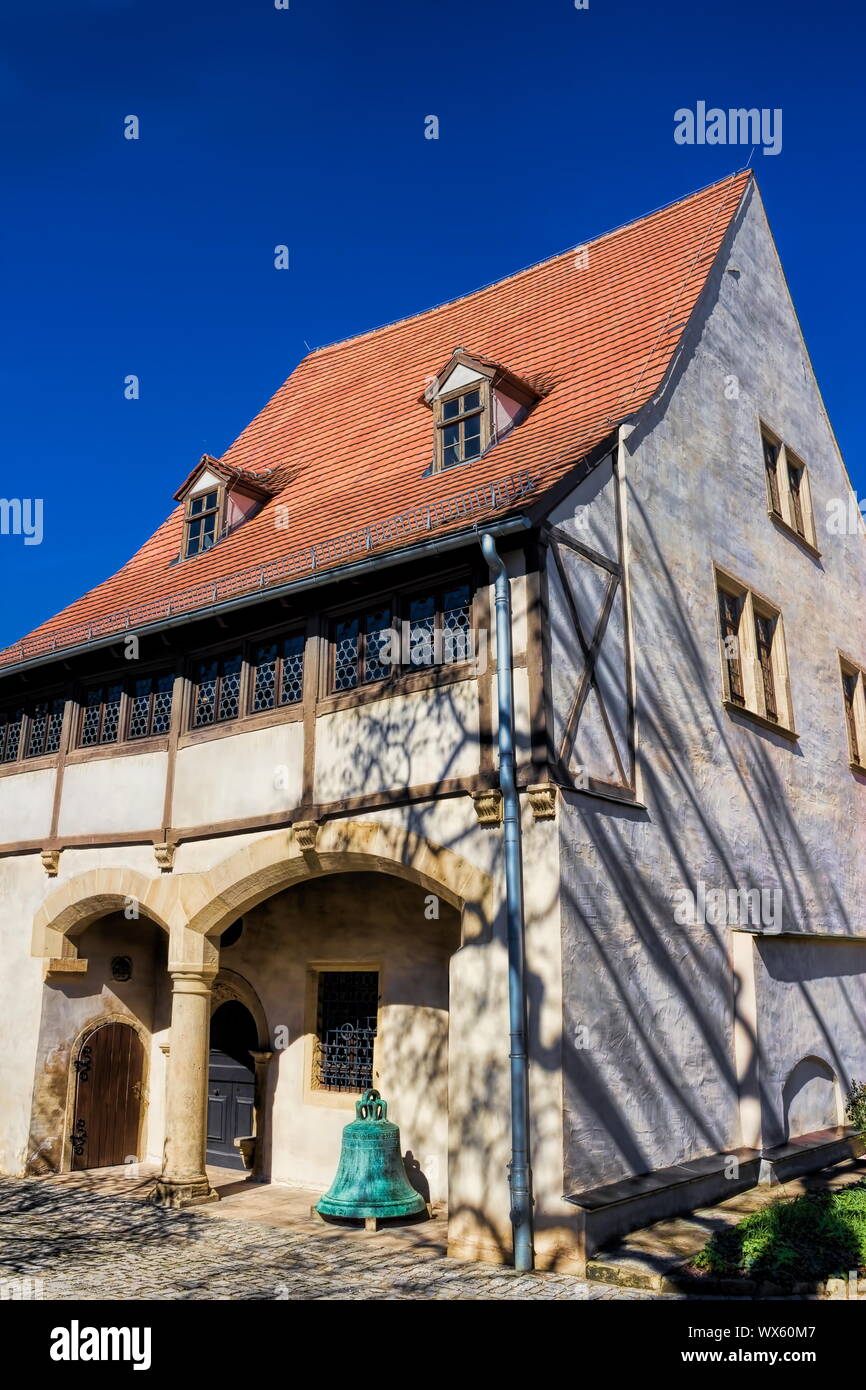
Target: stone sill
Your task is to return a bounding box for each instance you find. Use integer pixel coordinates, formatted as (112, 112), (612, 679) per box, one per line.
(768, 508), (822, 560)
(723, 699), (799, 742)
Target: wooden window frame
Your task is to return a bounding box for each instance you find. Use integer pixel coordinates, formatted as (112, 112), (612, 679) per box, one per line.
(759, 423), (819, 556)
(434, 381), (491, 473)
(248, 630), (306, 712)
(183, 485), (224, 559)
(23, 697), (67, 760)
(0, 704), (26, 765)
(77, 681), (126, 749)
(126, 673), (176, 741)
(325, 572), (475, 697)
(0, 698), (68, 767)
(839, 655), (866, 774)
(715, 567), (796, 738)
(189, 648), (246, 729)
(75, 671), (176, 751)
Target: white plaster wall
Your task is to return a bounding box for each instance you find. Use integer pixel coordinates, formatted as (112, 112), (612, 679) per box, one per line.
(314, 682), (480, 802)
(753, 936), (866, 1147)
(58, 754), (168, 836)
(172, 723), (303, 827)
(558, 180), (866, 1190)
(0, 768), (55, 843)
(0, 854), (52, 1173)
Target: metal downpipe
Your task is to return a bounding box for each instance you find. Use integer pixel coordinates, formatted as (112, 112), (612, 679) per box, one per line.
(479, 531), (534, 1271)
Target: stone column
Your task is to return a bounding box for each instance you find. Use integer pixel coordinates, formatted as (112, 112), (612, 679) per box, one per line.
(250, 1050), (273, 1182)
(151, 967), (219, 1208)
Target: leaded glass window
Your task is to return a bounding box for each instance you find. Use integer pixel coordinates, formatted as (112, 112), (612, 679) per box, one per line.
(129, 675), (174, 739)
(0, 707), (24, 763)
(25, 699), (65, 757)
(332, 609), (393, 691)
(405, 582), (472, 669)
(334, 617), (360, 691)
(442, 582), (472, 663)
(314, 970), (379, 1092)
(80, 684), (123, 746)
(251, 633), (304, 710)
(192, 653), (242, 727)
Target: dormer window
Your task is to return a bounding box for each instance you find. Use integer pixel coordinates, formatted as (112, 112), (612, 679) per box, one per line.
(424, 349), (537, 475)
(439, 387), (486, 470)
(186, 489), (220, 557)
(173, 455), (275, 562)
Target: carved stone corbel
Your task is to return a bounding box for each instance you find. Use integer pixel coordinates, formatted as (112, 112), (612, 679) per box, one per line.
(41, 849), (60, 877)
(471, 789), (503, 827)
(154, 842), (175, 872)
(527, 783), (558, 821)
(293, 820), (321, 852)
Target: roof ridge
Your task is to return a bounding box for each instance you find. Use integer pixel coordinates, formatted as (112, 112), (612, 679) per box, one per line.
(306, 169), (752, 360)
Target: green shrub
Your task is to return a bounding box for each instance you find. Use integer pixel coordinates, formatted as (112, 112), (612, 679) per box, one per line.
(692, 1183), (866, 1285)
(845, 1079), (866, 1132)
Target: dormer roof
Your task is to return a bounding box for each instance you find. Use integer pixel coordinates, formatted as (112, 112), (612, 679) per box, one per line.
(173, 455), (276, 505)
(422, 349), (539, 409)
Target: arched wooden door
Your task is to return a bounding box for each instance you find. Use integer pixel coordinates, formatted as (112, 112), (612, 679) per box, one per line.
(70, 1022), (145, 1171)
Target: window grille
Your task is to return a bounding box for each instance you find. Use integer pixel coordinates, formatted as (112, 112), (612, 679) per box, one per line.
(314, 970), (378, 1092)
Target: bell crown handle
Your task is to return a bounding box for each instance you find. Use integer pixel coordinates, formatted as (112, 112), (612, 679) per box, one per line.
(356, 1088), (387, 1121)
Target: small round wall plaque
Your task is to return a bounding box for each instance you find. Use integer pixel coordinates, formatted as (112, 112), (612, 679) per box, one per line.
(111, 956), (133, 982)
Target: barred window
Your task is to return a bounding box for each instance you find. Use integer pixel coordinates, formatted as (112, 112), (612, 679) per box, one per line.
(251, 633), (305, 710)
(192, 652), (243, 727)
(333, 607), (392, 691)
(0, 707), (25, 763)
(129, 675), (174, 739)
(313, 970), (379, 1092)
(80, 684), (123, 747)
(25, 699), (65, 757)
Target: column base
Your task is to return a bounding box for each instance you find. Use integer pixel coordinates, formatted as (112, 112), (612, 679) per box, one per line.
(149, 1176), (219, 1209)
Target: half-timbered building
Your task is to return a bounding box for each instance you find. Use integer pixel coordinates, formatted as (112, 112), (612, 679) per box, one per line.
(1, 170), (864, 1270)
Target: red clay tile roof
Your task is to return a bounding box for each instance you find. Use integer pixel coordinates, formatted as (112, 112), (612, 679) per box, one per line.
(2, 170), (751, 669)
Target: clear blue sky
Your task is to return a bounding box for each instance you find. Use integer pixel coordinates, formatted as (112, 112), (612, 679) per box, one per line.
(1, 0), (863, 646)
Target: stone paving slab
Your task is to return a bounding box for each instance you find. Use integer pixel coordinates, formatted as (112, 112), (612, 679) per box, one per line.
(0, 1178), (674, 1301)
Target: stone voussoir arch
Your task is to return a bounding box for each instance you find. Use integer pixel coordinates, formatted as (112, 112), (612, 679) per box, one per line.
(186, 819), (496, 945)
(32, 820), (496, 964)
(32, 867), (182, 962)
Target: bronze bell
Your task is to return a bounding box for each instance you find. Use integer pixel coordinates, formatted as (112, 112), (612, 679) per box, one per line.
(317, 1089), (426, 1221)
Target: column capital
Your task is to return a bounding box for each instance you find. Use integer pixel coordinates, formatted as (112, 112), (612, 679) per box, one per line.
(168, 965), (218, 996)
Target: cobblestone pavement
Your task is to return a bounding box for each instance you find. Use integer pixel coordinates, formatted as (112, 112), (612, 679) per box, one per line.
(0, 1178), (674, 1301)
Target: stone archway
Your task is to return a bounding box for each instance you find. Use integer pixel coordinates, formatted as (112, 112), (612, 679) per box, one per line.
(31, 821), (495, 967)
(30, 822), (501, 1232)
